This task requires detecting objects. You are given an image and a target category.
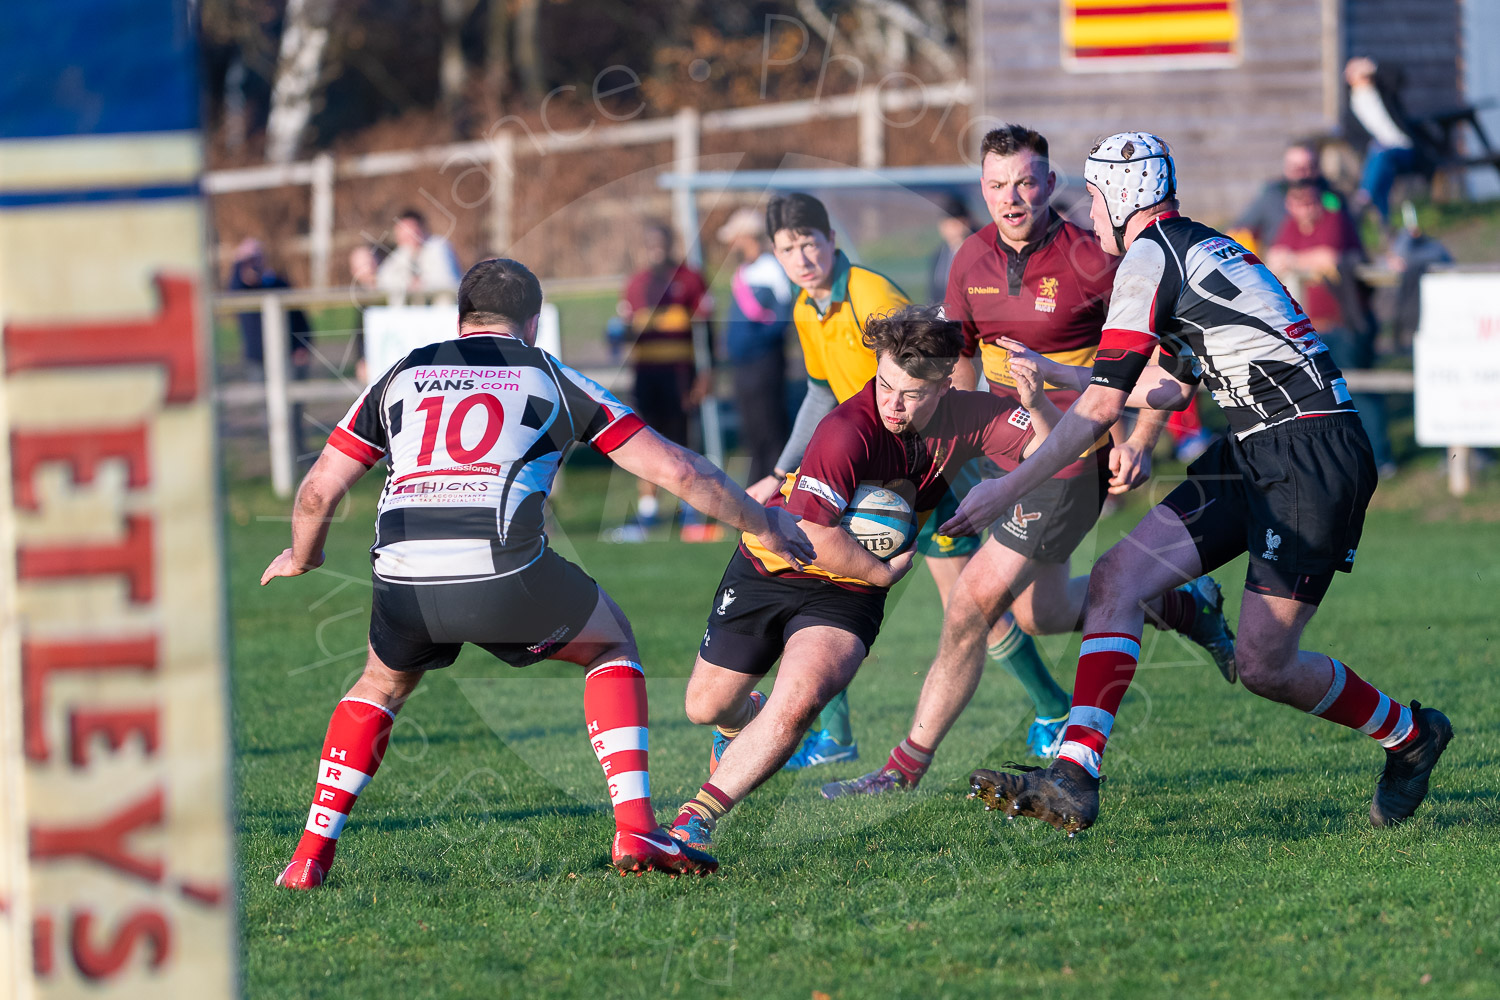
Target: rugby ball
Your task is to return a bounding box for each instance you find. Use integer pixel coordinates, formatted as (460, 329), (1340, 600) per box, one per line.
(840, 485), (914, 561)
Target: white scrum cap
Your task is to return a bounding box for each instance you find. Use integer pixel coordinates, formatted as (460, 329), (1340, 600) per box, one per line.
(1084, 132), (1176, 230)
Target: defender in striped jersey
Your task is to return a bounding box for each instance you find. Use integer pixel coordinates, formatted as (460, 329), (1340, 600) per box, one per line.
(951, 133), (1450, 834)
(262, 258), (814, 885)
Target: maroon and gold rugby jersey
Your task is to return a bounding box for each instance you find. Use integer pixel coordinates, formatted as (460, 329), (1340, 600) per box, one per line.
(944, 211), (1118, 477)
(741, 381), (1036, 590)
(621, 263), (711, 368)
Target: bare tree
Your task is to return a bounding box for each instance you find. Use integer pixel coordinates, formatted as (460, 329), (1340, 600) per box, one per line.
(265, 0), (334, 163)
(484, 0), (512, 100)
(440, 0), (481, 120)
(513, 0), (544, 101)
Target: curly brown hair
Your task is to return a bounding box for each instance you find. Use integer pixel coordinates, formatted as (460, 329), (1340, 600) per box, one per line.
(860, 303), (964, 382)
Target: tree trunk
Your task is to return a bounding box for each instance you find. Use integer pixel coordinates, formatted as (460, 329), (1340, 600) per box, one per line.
(514, 0), (544, 101)
(484, 0), (511, 99)
(440, 0), (477, 123)
(265, 0), (333, 164)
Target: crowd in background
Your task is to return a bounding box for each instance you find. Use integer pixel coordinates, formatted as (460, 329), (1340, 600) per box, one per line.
(225, 53), (1473, 488)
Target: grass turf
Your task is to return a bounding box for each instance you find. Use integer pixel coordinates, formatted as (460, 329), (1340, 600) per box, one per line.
(230, 460), (1500, 1000)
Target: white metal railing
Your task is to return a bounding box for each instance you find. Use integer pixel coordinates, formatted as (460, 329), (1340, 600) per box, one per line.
(215, 285), (1427, 498)
(202, 80), (974, 283)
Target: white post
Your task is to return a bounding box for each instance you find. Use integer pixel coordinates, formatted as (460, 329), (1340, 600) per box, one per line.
(693, 319), (723, 469)
(309, 151), (335, 288)
(489, 129), (515, 254)
(857, 85), (883, 170)
(672, 107), (722, 471)
(672, 107), (701, 267)
(262, 294), (296, 497)
(1448, 446), (1472, 497)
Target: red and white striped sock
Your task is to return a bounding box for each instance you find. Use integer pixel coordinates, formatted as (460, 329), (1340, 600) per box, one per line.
(885, 737), (934, 787)
(584, 659), (658, 835)
(1307, 657), (1418, 749)
(1056, 632), (1141, 779)
(292, 697), (396, 872)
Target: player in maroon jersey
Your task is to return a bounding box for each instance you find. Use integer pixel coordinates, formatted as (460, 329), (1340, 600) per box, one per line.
(955, 132), (1449, 834)
(666, 303), (1069, 851)
(823, 125), (1234, 800)
(261, 258), (813, 885)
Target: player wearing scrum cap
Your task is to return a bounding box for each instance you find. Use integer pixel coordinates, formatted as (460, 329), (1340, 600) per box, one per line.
(668, 303), (1068, 854)
(261, 258), (814, 884)
(952, 132), (1451, 834)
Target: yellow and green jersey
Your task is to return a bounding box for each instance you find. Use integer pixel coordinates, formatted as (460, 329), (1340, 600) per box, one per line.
(792, 250), (909, 403)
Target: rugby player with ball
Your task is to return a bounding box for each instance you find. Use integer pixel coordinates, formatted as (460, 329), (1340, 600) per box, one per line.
(668, 303), (1060, 853)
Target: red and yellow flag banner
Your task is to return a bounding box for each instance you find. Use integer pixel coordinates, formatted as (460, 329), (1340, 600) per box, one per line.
(1062, 0), (1242, 71)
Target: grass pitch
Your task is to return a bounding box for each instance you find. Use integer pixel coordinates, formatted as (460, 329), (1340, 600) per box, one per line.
(230, 459), (1500, 1000)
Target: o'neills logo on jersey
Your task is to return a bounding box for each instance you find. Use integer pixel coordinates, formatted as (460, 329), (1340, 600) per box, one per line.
(968, 285), (1001, 295)
(1034, 276), (1059, 314)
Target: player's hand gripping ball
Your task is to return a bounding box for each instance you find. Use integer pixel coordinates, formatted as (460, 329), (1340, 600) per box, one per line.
(840, 485), (914, 560)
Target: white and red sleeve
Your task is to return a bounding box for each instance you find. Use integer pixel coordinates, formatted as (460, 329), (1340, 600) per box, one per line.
(552, 359), (646, 454)
(1091, 238), (1170, 393)
(327, 377), (389, 467)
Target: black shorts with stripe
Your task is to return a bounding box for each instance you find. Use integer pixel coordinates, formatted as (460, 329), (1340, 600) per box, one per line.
(369, 547), (599, 671)
(986, 460), (1108, 564)
(1160, 413), (1377, 605)
(698, 549), (887, 676)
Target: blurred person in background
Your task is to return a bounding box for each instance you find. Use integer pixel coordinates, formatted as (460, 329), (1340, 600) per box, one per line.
(717, 207), (793, 486)
(1386, 201), (1452, 351)
(1268, 180), (1394, 477)
(376, 208), (462, 296)
(928, 191), (976, 303)
(1345, 57), (1418, 226)
(229, 237), (314, 457)
(616, 221), (715, 530)
(1231, 140), (1347, 253)
(348, 242), (386, 383)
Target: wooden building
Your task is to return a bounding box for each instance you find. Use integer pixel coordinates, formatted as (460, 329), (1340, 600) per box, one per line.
(969, 0), (1464, 221)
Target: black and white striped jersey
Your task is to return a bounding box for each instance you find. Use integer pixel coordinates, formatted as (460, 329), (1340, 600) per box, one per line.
(329, 331), (645, 584)
(1089, 213), (1355, 439)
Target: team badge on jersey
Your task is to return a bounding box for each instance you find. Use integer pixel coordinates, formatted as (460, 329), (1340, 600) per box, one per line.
(1034, 276), (1059, 314)
(1008, 407), (1032, 430)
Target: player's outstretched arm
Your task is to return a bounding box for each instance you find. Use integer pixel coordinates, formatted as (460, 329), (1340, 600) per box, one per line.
(260, 446), (371, 585)
(997, 337), (1089, 393)
(798, 521), (915, 589)
(941, 384), (1126, 537)
(610, 428), (816, 568)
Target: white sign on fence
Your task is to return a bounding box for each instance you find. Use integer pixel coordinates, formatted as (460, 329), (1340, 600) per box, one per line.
(362, 303), (561, 383)
(1414, 271), (1500, 447)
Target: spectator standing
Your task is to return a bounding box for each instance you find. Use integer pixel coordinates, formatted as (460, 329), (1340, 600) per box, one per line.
(229, 238), (314, 457)
(618, 221), (715, 525)
(717, 207), (793, 485)
(1345, 57), (1417, 225)
(927, 191), (976, 303)
(1387, 201), (1453, 350)
(376, 209), (463, 297)
(1268, 181), (1394, 476)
